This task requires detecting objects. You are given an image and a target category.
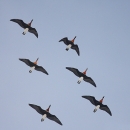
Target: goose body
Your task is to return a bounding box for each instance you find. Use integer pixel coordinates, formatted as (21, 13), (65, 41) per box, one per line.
(59, 36), (80, 56)
(19, 58), (48, 75)
(10, 19), (38, 38)
(66, 67), (96, 87)
(29, 104), (62, 125)
(82, 96), (112, 116)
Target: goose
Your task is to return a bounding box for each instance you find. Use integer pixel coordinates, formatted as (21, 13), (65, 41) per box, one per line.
(29, 104), (62, 125)
(19, 58), (48, 75)
(59, 36), (80, 56)
(66, 67), (96, 87)
(10, 19), (38, 38)
(82, 96), (112, 116)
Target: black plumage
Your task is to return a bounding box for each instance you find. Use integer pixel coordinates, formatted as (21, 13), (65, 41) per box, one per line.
(29, 104), (62, 125)
(10, 19), (38, 38)
(66, 67), (96, 87)
(19, 58), (48, 75)
(82, 96), (112, 116)
(59, 36), (80, 56)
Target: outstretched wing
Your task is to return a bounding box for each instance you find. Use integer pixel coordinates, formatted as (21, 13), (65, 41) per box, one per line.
(10, 19), (27, 28)
(47, 113), (62, 125)
(71, 44), (80, 56)
(59, 37), (69, 45)
(100, 104), (112, 116)
(29, 104), (45, 115)
(28, 27), (38, 38)
(83, 76), (96, 87)
(66, 67), (81, 77)
(35, 65), (48, 75)
(82, 96), (98, 106)
(19, 58), (34, 67)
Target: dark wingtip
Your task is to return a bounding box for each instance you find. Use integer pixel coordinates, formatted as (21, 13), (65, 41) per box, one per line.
(29, 104), (32, 106)
(46, 72), (49, 75)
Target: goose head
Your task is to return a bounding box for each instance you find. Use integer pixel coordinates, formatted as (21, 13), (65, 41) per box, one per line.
(71, 36), (76, 43)
(83, 68), (88, 75)
(99, 96), (105, 103)
(33, 58), (39, 64)
(46, 105), (51, 112)
(28, 19), (33, 26)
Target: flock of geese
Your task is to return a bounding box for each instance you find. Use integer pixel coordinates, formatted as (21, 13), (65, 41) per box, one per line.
(10, 18), (112, 126)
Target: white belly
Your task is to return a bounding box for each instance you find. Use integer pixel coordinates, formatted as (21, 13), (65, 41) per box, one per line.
(79, 77), (83, 82)
(31, 66), (35, 71)
(23, 28), (29, 34)
(95, 105), (100, 110)
(66, 44), (72, 50)
(29, 66), (35, 73)
(42, 114), (47, 120)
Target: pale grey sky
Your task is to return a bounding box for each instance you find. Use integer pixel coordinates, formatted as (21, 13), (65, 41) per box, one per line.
(0, 0), (130, 130)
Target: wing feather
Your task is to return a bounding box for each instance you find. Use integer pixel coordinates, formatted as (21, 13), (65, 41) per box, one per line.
(47, 113), (62, 125)
(35, 65), (48, 75)
(66, 67), (81, 77)
(28, 27), (38, 38)
(82, 96), (98, 106)
(100, 104), (112, 116)
(10, 19), (27, 28)
(59, 37), (69, 45)
(83, 76), (96, 87)
(71, 44), (80, 56)
(19, 58), (34, 67)
(29, 104), (45, 115)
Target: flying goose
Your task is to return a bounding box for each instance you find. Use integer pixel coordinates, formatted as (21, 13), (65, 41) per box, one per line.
(82, 96), (112, 116)
(19, 58), (48, 75)
(10, 19), (38, 38)
(59, 36), (80, 56)
(29, 104), (62, 125)
(66, 67), (96, 87)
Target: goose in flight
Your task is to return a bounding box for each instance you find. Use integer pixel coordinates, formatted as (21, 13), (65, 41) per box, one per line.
(66, 67), (96, 87)
(59, 36), (80, 56)
(82, 96), (112, 116)
(19, 58), (48, 75)
(29, 104), (62, 125)
(10, 19), (38, 38)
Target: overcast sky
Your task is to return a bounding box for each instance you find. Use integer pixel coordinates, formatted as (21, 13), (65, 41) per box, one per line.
(0, 0), (130, 130)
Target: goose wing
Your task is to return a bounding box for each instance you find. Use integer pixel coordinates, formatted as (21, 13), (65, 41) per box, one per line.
(29, 104), (45, 115)
(83, 76), (96, 87)
(28, 27), (38, 38)
(71, 44), (80, 56)
(100, 104), (112, 116)
(19, 58), (34, 67)
(35, 65), (48, 75)
(47, 113), (62, 125)
(59, 37), (69, 45)
(10, 19), (27, 28)
(82, 96), (98, 106)
(66, 67), (81, 77)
